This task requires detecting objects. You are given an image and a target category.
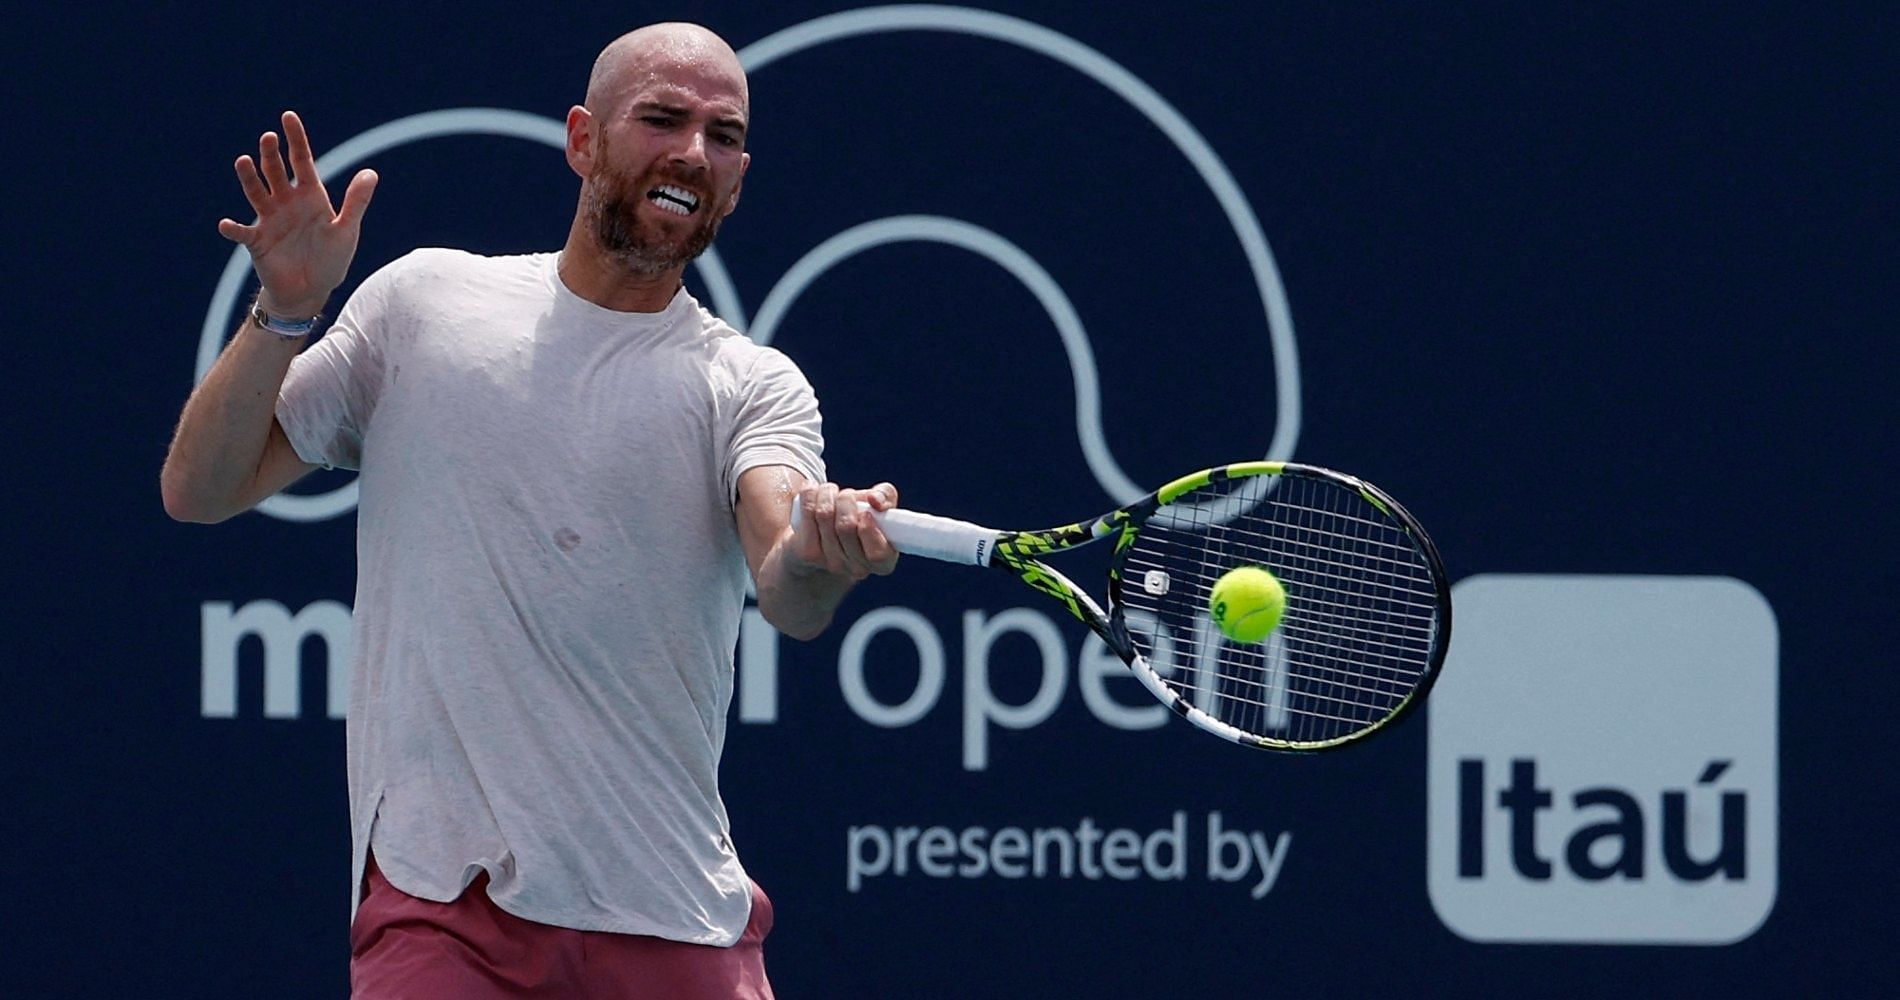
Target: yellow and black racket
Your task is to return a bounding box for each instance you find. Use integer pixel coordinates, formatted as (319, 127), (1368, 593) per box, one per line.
(800, 461), (1450, 751)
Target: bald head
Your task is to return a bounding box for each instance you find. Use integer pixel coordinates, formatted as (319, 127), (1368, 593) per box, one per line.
(563, 23), (753, 295)
(585, 23), (748, 118)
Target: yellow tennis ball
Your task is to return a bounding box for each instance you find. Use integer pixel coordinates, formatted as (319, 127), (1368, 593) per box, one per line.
(1209, 566), (1286, 643)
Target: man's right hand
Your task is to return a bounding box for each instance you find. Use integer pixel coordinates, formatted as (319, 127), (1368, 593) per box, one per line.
(217, 110), (377, 319)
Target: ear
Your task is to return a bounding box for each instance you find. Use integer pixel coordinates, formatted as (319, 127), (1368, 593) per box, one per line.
(565, 105), (594, 178)
(723, 151), (750, 217)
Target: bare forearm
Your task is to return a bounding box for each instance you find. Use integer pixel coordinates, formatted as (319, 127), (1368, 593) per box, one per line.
(168, 111), (375, 523)
(755, 536), (859, 641)
(736, 469), (900, 640)
(160, 320), (304, 522)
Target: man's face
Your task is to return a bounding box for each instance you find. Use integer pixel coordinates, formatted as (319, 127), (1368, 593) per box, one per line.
(583, 53), (750, 275)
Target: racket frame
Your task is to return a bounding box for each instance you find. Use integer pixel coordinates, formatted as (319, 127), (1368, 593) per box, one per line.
(790, 460), (1451, 751)
(978, 461), (1451, 752)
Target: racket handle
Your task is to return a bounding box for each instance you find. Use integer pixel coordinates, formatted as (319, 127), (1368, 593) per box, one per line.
(789, 496), (998, 566)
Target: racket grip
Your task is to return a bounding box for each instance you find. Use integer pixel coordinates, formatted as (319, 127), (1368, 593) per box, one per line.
(789, 496), (998, 566)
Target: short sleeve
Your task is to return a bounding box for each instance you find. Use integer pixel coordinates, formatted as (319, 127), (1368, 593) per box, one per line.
(275, 260), (400, 470)
(723, 349), (826, 507)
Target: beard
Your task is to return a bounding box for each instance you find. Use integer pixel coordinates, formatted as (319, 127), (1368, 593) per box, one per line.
(585, 160), (728, 276)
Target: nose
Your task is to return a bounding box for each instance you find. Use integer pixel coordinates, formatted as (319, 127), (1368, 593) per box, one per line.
(669, 129), (710, 171)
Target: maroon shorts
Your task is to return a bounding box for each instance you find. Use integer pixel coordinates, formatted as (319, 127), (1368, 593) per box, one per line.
(350, 855), (774, 999)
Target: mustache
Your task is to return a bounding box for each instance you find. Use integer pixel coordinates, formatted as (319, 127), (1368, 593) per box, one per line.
(587, 172), (727, 274)
(641, 170), (709, 201)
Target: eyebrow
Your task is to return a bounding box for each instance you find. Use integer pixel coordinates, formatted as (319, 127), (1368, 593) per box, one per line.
(631, 101), (748, 136)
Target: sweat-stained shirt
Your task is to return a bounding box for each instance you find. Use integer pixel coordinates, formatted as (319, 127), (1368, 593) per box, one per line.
(275, 248), (824, 945)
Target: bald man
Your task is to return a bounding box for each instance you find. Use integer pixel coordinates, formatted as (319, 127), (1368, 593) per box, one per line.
(163, 23), (896, 999)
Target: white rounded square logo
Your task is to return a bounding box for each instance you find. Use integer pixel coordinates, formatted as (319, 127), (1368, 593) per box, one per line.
(1427, 575), (1778, 944)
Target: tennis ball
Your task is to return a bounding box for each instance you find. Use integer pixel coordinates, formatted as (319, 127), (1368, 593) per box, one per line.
(1208, 566), (1286, 643)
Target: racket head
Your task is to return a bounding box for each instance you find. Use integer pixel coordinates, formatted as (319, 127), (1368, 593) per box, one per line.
(1105, 462), (1451, 751)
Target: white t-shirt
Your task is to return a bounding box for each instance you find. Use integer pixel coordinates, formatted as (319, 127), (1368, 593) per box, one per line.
(276, 249), (824, 945)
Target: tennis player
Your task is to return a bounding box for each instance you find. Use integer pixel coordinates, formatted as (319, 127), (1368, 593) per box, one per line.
(162, 23), (894, 999)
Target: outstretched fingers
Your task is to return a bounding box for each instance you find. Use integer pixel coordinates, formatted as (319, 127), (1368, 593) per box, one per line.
(256, 129), (292, 196)
(232, 154), (268, 212)
(281, 111), (320, 188)
(336, 169), (379, 231)
(220, 155), (269, 244)
(217, 111), (372, 312)
(216, 217), (257, 244)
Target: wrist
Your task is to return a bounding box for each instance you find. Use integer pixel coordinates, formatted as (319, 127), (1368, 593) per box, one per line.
(250, 292), (323, 339)
(255, 288), (327, 323)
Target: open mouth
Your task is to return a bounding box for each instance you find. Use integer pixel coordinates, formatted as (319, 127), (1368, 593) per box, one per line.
(647, 184), (701, 216)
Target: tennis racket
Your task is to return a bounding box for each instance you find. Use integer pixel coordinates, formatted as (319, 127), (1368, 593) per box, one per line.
(796, 461), (1450, 751)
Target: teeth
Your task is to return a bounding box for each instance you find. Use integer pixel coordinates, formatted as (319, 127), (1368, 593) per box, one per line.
(649, 185), (699, 215)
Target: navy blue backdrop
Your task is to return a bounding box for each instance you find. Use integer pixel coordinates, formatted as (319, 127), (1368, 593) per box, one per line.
(7, 3), (1893, 996)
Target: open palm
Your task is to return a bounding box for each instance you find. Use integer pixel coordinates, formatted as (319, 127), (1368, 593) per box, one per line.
(217, 111), (377, 319)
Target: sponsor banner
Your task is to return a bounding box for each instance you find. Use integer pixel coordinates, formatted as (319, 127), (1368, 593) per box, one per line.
(1427, 575), (1778, 945)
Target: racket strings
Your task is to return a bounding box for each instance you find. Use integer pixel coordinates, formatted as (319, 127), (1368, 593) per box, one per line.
(1165, 511), (1440, 601)
(1122, 556), (1440, 632)
(1203, 632), (1422, 689)
(1181, 653), (1411, 707)
(1117, 471), (1442, 746)
(1124, 555), (1436, 627)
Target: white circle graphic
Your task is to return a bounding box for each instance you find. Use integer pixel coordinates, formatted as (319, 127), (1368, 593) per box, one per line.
(739, 5), (1301, 505)
(747, 215), (1138, 499)
(199, 6), (1299, 519)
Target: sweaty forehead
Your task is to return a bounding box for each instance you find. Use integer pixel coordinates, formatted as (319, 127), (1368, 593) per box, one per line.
(623, 64), (747, 118)
(589, 28), (749, 118)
